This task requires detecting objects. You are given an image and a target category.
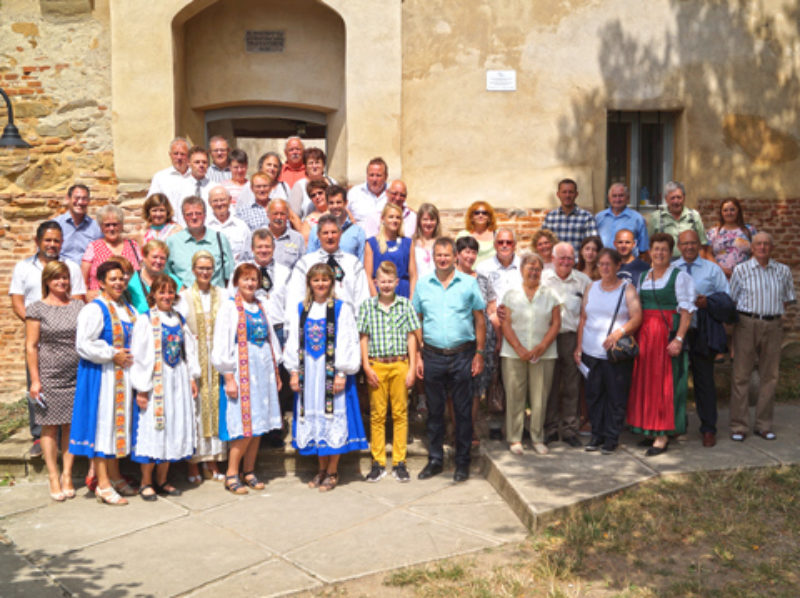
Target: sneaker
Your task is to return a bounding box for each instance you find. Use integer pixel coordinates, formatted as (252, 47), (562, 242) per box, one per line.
(392, 462), (410, 483)
(29, 439), (42, 458)
(365, 462), (386, 483)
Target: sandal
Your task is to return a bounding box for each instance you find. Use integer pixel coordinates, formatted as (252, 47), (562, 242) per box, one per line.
(242, 471), (265, 490)
(308, 471), (327, 489)
(212, 472), (226, 482)
(153, 482), (182, 497)
(85, 474), (98, 493)
(319, 472), (338, 493)
(139, 484), (158, 502)
(96, 486), (128, 506)
(60, 474), (76, 499)
(110, 478), (138, 497)
(224, 475), (248, 495)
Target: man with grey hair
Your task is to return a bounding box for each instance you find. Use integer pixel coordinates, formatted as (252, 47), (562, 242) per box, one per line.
(148, 137), (192, 220)
(729, 231), (796, 441)
(279, 136), (306, 189)
(267, 199), (306, 269)
(477, 228), (521, 338)
(166, 196), (234, 287)
(542, 241), (591, 447)
(648, 181), (707, 258)
(206, 185), (251, 262)
(595, 183), (649, 256)
(207, 135), (232, 183)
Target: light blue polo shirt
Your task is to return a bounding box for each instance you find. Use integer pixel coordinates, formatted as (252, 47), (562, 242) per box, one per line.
(412, 270), (486, 349)
(595, 207), (650, 254)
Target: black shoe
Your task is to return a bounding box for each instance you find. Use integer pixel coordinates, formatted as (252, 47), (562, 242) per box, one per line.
(392, 462), (410, 483)
(138, 484), (158, 502)
(153, 482), (182, 496)
(584, 436), (603, 452)
(601, 443), (618, 455)
(544, 433), (559, 445)
(564, 436), (583, 448)
(645, 444), (668, 457)
(364, 462), (386, 483)
(453, 466), (469, 483)
(637, 437), (655, 447)
(418, 461), (443, 480)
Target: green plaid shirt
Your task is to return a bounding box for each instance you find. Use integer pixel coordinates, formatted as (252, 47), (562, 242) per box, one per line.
(357, 295), (421, 358)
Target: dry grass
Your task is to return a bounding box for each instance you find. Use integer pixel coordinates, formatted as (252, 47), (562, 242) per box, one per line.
(309, 466), (800, 597)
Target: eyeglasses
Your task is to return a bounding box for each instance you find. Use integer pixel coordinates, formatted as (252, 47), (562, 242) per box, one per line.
(496, 240), (514, 246)
(473, 210), (489, 216)
(103, 222), (121, 228)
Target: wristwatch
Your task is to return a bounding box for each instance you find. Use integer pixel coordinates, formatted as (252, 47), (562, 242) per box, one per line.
(674, 335), (683, 343)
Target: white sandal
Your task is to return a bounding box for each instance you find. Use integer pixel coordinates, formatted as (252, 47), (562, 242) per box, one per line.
(96, 486), (128, 506)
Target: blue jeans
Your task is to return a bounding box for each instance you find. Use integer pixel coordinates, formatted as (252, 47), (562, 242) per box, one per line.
(422, 348), (475, 468)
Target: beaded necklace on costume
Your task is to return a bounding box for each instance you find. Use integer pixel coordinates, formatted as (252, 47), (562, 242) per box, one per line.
(192, 283), (219, 438)
(234, 292), (280, 437)
(105, 296), (136, 457)
(297, 297), (336, 421)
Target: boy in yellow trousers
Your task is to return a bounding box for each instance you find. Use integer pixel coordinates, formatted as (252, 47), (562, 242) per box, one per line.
(357, 261), (421, 482)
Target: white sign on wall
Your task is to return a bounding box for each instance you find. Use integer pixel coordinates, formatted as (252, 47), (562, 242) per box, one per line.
(486, 70), (517, 92)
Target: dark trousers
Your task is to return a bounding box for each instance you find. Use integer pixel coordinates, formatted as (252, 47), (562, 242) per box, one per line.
(582, 353), (632, 446)
(545, 332), (580, 439)
(687, 329), (717, 434)
(26, 366), (41, 439)
(422, 347), (475, 468)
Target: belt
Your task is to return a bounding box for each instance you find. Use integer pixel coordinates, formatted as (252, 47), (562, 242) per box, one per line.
(369, 355), (408, 364)
(738, 310), (780, 321)
(423, 341), (476, 356)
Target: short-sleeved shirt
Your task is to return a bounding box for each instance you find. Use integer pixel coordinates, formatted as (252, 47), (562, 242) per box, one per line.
(476, 254), (522, 307)
(206, 214), (252, 263)
(541, 268), (591, 333)
(272, 227), (306, 269)
(595, 207), (650, 254)
(618, 258), (650, 288)
(499, 285), (560, 359)
(53, 213), (102, 264)
(730, 258), (796, 316)
(235, 199), (271, 232)
(357, 295), (421, 358)
(9, 254), (86, 305)
(412, 270), (486, 349)
(166, 228), (234, 288)
(648, 207), (707, 257)
(542, 206), (599, 254)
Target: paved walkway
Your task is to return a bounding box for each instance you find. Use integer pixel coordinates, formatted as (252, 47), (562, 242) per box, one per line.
(2, 404), (799, 597)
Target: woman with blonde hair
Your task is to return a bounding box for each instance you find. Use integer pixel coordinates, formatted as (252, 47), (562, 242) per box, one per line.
(456, 201), (497, 264)
(285, 263), (367, 492)
(529, 228), (558, 269)
(364, 202), (415, 298)
(25, 261), (84, 501)
(411, 203), (441, 288)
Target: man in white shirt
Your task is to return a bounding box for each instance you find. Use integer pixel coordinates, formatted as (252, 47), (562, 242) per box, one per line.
(181, 146), (215, 210)
(362, 179), (417, 238)
(207, 136), (232, 183)
(148, 137), (192, 222)
(205, 186), (251, 263)
(286, 214), (370, 314)
(348, 157), (388, 227)
(542, 242), (591, 447)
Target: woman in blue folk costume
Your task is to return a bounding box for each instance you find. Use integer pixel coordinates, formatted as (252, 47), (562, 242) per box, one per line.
(212, 263), (283, 495)
(130, 274), (200, 501)
(284, 263), (367, 492)
(69, 261), (138, 506)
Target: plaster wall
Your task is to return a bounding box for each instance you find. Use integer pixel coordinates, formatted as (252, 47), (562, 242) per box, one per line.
(401, 0), (800, 211)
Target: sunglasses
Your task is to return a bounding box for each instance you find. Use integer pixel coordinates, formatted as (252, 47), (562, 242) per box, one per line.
(496, 240), (514, 247)
(473, 210), (489, 216)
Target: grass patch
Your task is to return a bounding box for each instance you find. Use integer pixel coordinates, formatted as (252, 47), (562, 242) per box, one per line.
(374, 466), (800, 597)
(0, 399), (27, 444)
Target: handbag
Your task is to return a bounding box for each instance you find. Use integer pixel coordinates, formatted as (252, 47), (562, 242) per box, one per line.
(487, 361), (505, 414)
(606, 283), (639, 362)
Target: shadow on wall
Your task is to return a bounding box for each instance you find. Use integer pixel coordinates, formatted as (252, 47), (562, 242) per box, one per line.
(556, 0), (800, 202)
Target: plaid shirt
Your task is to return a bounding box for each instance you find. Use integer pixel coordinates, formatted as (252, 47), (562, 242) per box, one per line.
(235, 199), (271, 232)
(357, 295), (421, 358)
(542, 206), (598, 253)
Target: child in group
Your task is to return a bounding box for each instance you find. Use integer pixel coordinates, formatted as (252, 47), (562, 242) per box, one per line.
(130, 274), (200, 500)
(284, 263), (368, 492)
(212, 263), (283, 494)
(357, 261), (421, 482)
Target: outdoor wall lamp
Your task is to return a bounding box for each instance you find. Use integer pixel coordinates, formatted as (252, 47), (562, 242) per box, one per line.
(0, 87), (32, 149)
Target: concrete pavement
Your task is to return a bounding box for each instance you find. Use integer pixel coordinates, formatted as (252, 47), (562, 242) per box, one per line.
(2, 404), (799, 596)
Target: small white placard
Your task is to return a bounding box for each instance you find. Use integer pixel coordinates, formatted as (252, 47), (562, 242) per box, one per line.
(486, 70), (516, 91)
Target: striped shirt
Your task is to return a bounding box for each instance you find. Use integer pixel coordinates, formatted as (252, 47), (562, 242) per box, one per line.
(730, 258), (796, 316)
(357, 295), (421, 358)
(542, 206), (598, 254)
(208, 164), (232, 183)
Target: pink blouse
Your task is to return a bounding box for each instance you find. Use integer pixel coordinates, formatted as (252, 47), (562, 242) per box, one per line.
(82, 239), (142, 290)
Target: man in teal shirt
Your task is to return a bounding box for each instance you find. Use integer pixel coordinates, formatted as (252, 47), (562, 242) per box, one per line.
(166, 196), (234, 287)
(413, 237), (485, 482)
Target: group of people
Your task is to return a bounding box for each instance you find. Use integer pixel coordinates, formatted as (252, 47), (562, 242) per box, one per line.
(10, 135), (795, 505)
